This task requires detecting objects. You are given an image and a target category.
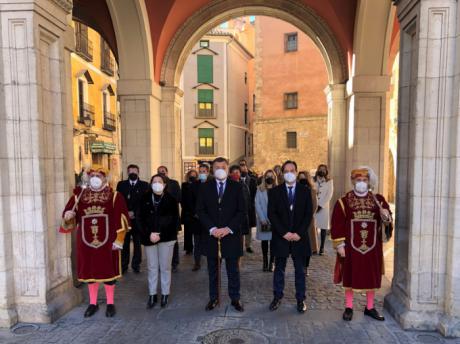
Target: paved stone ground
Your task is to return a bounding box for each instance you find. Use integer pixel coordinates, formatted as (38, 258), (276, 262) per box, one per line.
(0, 230), (457, 344)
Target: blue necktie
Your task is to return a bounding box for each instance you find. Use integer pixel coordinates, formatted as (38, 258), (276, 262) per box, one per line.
(288, 186), (294, 208)
(218, 182), (224, 203)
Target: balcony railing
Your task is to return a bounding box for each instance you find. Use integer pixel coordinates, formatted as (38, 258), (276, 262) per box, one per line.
(196, 142), (217, 156)
(195, 103), (217, 118)
(101, 53), (115, 76)
(103, 111), (116, 131)
(75, 33), (93, 62)
(78, 103), (95, 127)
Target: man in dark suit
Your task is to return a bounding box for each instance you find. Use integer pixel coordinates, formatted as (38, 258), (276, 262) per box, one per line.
(268, 160), (313, 313)
(157, 165), (182, 272)
(196, 157), (246, 312)
(239, 161), (257, 253)
(116, 164), (149, 273)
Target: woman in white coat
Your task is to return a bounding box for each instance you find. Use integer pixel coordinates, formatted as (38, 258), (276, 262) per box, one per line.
(255, 169), (277, 272)
(314, 164), (334, 255)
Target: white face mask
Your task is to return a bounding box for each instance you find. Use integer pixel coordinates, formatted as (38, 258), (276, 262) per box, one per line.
(214, 169), (228, 181)
(284, 172), (297, 184)
(151, 182), (164, 195)
(89, 176), (103, 190)
(354, 181), (369, 194)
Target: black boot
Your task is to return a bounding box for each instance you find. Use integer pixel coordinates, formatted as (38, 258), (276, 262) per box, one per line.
(161, 295), (169, 308)
(105, 304), (116, 317)
(263, 255), (268, 272)
(147, 295), (157, 309)
(84, 304), (99, 318)
(319, 229), (327, 255)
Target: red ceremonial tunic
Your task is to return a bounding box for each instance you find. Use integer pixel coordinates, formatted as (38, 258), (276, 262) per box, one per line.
(331, 191), (390, 291)
(60, 186), (130, 283)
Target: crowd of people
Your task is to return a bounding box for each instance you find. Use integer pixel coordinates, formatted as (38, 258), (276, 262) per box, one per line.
(59, 157), (392, 323)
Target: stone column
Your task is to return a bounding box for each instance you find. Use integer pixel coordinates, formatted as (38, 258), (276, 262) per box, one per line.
(160, 86), (183, 180)
(345, 75), (390, 195)
(325, 84), (347, 200)
(0, 0), (81, 326)
(118, 80), (162, 180)
(386, 0), (460, 337)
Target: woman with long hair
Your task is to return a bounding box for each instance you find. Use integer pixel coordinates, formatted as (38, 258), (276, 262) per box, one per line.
(314, 164), (334, 255)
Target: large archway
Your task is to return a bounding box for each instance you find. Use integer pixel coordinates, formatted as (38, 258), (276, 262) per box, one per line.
(158, 0), (349, 198)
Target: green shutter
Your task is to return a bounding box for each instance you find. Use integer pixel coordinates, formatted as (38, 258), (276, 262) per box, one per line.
(199, 128), (214, 138)
(197, 55), (213, 83)
(198, 89), (213, 103)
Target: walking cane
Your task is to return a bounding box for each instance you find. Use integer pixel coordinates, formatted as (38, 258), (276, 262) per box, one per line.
(217, 238), (222, 306)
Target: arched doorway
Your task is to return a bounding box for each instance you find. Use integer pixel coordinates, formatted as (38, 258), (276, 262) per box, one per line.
(158, 0), (349, 198)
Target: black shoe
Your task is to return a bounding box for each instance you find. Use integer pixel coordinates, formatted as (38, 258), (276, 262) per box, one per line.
(343, 307), (353, 321)
(246, 247), (254, 253)
(231, 300), (244, 312)
(268, 259), (274, 272)
(84, 304), (99, 318)
(172, 265), (178, 273)
(105, 304), (116, 317)
(132, 267), (140, 274)
(297, 300), (307, 314)
(147, 295), (157, 309)
(205, 299), (219, 311)
(304, 268), (310, 276)
(269, 297), (282, 311)
(364, 308), (385, 321)
(122, 267), (128, 274)
(161, 295), (169, 308)
(192, 264), (201, 271)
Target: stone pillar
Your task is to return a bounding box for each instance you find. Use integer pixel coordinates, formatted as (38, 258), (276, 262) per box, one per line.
(0, 0), (81, 326)
(118, 80), (162, 180)
(160, 86), (183, 180)
(325, 84), (347, 200)
(386, 0), (460, 337)
(345, 75), (390, 195)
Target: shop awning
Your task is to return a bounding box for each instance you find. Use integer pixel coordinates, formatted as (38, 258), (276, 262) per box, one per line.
(90, 141), (116, 154)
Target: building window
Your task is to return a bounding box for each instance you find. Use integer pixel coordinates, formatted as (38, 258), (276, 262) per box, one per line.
(75, 22), (93, 61)
(286, 131), (297, 149)
(200, 40), (210, 48)
(284, 92), (298, 109)
(100, 39), (114, 76)
(244, 103), (248, 125)
(197, 89), (215, 118)
(198, 128), (215, 155)
(197, 55), (213, 83)
(252, 94), (256, 112)
(285, 32), (298, 52)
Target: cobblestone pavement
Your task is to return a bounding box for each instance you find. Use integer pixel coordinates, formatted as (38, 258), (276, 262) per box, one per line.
(0, 231), (457, 344)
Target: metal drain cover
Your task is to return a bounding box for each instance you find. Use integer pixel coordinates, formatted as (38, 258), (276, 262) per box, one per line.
(415, 334), (443, 343)
(202, 329), (269, 344)
(11, 323), (39, 335)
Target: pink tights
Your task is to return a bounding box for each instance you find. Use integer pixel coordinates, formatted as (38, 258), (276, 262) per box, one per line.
(345, 290), (375, 309)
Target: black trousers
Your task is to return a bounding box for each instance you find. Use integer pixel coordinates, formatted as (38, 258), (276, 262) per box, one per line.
(193, 233), (202, 264)
(121, 219), (142, 270)
(172, 241), (179, 267)
(207, 256), (240, 302)
(273, 255), (306, 301)
(184, 224), (194, 253)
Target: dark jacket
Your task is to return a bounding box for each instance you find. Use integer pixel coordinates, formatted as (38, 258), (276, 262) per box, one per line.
(137, 191), (179, 246)
(166, 178), (181, 202)
(240, 180), (251, 235)
(268, 183), (313, 258)
(181, 181), (202, 235)
(241, 175), (257, 227)
(196, 179), (246, 258)
(116, 179), (150, 213)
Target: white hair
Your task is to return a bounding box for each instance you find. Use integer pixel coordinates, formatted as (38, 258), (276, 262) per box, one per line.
(358, 165), (378, 190)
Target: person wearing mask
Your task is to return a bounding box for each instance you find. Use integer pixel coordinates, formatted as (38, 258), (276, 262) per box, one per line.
(331, 167), (391, 322)
(198, 163), (211, 183)
(138, 174), (179, 309)
(157, 166), (181, 272)
(60, 168), (130, 318)
(181, 170), (198, 255)
(314, 164), (334, 255)
(239, 162), (257, 253)
(298, 171), (319, 276)
(196, 157), (246, 312)
(116, 164), (149, 274)
(229, 165), (251, 241)
(268, 161), (313, 314)
(255, 170), (277, 272)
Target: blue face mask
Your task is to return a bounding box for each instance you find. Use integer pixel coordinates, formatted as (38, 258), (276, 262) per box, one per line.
(198, 173), (208, 182)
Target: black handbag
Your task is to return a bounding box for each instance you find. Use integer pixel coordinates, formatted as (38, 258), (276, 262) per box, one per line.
(261, 223), (271, 233)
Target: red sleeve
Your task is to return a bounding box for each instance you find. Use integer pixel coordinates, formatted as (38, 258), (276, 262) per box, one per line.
(330, 198), (347, 249)
(112, 191), (131, 246)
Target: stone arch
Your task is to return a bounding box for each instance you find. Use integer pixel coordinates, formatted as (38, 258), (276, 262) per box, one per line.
(160, 0), (348, 87)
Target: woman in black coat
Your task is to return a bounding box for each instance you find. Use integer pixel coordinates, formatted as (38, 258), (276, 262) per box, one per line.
(137, 174), (179, 309)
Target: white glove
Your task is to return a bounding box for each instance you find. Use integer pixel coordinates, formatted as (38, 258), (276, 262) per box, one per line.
(64, 210), (76, 222)
(112, 242), (122, 250)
